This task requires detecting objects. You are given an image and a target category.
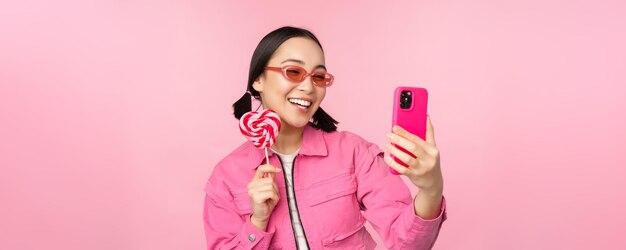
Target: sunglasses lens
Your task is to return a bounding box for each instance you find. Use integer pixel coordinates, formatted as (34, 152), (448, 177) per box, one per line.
(312, 73), (332, 86)
(281, 66), (332, 87)
(285, 67), (305, 81)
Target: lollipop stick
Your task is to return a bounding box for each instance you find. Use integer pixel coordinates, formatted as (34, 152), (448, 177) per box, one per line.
(264, 147), (272, 178)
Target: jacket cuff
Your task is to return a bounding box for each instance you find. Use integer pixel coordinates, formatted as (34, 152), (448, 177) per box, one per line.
(405, 195), (447, 233)
(240, 214), (276, 249)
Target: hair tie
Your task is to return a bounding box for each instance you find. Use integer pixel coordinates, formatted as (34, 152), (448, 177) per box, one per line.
(247, 90), (261, 100)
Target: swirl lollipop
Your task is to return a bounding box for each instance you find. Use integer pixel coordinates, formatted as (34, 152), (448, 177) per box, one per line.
(239, 109), (281, 166)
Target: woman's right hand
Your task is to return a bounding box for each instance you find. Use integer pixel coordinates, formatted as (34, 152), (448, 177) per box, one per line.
(247, 164), (282, 231)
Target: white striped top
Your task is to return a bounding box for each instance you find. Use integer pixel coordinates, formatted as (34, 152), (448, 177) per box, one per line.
(270, 147), (309, 250)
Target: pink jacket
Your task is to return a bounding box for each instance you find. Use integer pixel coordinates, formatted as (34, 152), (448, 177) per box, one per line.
(203, 124), (446, 249)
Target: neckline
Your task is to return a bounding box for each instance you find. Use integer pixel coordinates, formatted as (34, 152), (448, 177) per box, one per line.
(269, 146), (301, 157)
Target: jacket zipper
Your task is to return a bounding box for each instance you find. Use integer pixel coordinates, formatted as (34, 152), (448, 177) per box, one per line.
(277, 155), (311, 249)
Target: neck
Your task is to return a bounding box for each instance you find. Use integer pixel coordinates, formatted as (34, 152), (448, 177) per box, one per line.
(271, 123), (304, 155)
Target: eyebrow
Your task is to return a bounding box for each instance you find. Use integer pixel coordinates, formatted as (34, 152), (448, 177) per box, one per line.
(280, 59), (327, 71)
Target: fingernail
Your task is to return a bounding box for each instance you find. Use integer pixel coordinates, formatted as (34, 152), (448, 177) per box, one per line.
(385, 144), (392, 150)
(387, 134), (394, 140)
(392, 126), (399, 132)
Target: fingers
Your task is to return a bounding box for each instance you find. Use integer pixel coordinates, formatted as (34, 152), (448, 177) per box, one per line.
(426, 115), (436, 146)
(248, 178), (280, 204)
(385, 143), (420, 168)
(387, 133), (426, 159)
(383, 154), (412, 176)
(252, 184), (278, 196)
(265, 190), (280, 203)
(252, 179), (277, 192)
(392, 125), (427, 147)
(248, 178), (278, 191)
(254, 164), (282, 179)
(251, 190), (279, 204)
(390, 124), (439, 158)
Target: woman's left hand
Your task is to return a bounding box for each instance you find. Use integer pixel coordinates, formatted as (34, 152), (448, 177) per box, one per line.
(383, 115), (443, 196)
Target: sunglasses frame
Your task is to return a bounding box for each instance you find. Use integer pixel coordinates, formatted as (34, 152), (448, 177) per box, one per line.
(265, 65), (334, 87)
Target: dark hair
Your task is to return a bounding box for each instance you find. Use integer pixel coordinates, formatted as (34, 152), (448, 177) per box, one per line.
(232, 26), (338, 132)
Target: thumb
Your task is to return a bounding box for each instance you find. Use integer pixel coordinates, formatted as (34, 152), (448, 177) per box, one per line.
(426, 115), (436, 146)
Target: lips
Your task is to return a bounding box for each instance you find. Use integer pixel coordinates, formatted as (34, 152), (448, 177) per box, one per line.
(288, 100), (310, 114)
(288, 98), (312, 107)
(288, 97), (313, 103)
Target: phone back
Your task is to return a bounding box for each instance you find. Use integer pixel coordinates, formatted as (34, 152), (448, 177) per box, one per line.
(393, 87), (428, 140)
(391, 87), (428, 175)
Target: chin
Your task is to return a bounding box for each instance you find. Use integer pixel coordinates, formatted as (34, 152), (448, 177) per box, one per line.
(288, 120), (309, 128)
(283, 117), (311, 129)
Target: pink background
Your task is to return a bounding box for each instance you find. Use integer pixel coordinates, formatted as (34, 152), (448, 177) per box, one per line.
(1, 0), (625, 249)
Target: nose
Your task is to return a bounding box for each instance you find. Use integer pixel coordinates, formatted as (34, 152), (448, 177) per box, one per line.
(296, 75), (315, 93)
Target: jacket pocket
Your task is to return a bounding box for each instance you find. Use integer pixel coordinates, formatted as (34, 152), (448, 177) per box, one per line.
(306, 172), (357, 206)
(321, 219), (365, 245)
(321, 219), (377, 249)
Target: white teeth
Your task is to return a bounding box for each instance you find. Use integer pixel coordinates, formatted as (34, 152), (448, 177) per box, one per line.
(288, 98), (311, 107)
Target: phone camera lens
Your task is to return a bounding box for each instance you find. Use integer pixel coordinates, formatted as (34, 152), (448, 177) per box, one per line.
(399, 90), (412, 109)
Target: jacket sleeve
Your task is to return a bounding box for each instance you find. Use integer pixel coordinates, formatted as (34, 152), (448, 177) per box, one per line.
(203, 167), (277, 250)
(353, 137), (447, 250)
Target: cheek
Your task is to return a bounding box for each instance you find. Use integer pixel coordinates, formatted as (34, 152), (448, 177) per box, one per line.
(266, 77), (292, 97)
(275, 78), (296, 94)
(317, 88), (326, 103)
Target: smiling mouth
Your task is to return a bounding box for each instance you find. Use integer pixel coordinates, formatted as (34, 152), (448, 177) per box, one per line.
(288, 98), (312, 109)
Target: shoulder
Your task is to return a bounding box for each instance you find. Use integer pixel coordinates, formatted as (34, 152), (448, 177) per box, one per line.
(323, 129), (378, 149)
(205, 141), (252, 194)
(322, 129), (383, 160)
(320, 129), (385, 176)
(215, 141), (251, 170)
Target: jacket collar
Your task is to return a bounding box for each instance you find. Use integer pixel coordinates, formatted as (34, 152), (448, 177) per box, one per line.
(248, 123), (328, 168)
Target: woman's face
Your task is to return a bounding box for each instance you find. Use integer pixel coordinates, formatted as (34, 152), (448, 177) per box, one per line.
(253, 37), (328, 129)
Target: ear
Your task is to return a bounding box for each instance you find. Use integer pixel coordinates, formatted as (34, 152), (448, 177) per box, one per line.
(252, 77), (263, 93)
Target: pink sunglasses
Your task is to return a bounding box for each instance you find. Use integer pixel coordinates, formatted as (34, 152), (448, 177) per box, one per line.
(265, 65), (334, 87)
